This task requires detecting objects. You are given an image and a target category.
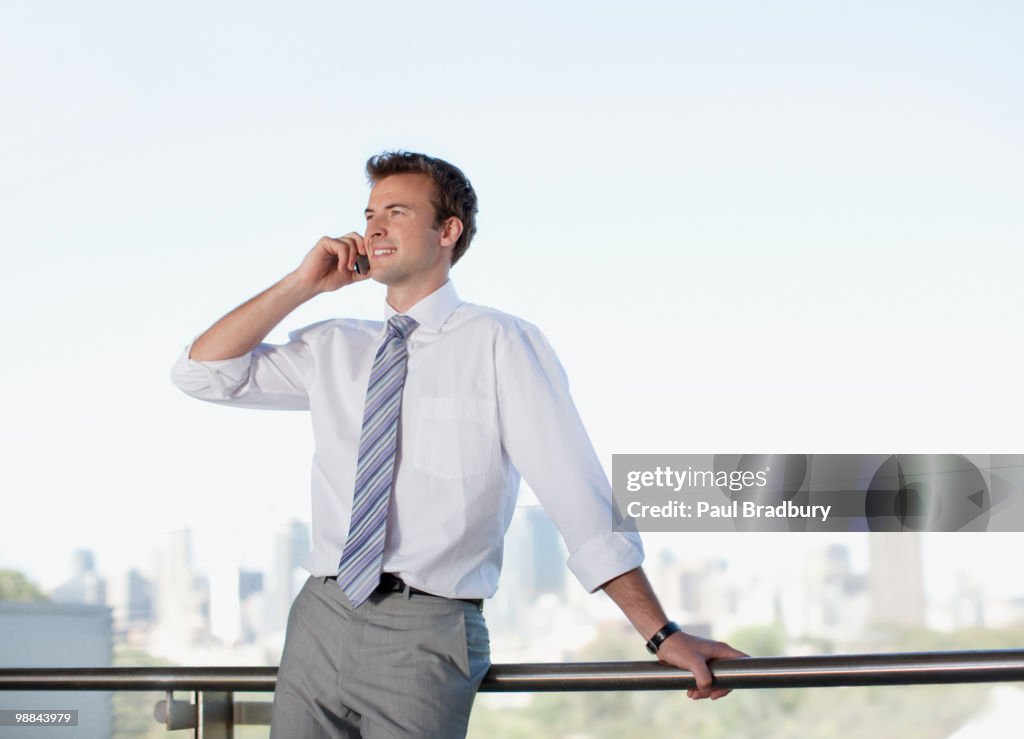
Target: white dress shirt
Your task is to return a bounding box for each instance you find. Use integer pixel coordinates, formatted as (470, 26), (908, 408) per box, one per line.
(171, 280), (643, 599)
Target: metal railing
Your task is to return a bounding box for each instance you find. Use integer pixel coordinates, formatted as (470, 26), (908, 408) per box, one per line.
(3, 650), (1024, 736)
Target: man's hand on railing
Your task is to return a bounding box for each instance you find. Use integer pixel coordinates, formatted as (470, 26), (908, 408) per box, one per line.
(599, 566), (750, 701)
(656, 631), (749, 701)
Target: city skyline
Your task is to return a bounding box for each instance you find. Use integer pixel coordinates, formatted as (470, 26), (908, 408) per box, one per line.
(9, 512), (1024, 607)
(14, 513), (1023, 661)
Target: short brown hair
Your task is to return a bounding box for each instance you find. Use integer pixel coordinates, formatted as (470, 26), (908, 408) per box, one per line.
(366, 151), (478, 265)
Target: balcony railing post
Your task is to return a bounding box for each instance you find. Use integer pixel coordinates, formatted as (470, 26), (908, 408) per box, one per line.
(197, 690), (233, 739)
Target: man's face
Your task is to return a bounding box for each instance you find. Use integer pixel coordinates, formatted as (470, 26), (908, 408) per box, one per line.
(363, 173), (452, 287)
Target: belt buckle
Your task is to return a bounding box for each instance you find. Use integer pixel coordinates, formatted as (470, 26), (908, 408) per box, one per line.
(378, 573), (405, 594)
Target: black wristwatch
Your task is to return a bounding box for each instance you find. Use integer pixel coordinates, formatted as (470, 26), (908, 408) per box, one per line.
(645, 621), (682, 655)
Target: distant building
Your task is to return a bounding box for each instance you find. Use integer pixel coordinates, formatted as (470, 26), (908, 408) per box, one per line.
(106, 568), (154, 642)
(951, 572), (985, 629)
(0, 601), (112, 739)
(239, 569), (265, 642)
(152, 529), (209, 650)
(795, 543), (868, 642)
(123, 569), (153, 626)
(208, 532), (243, 646)
(50, 548), (106, 606)
(523, 508), (566, 600)
(265, 521), (310, 633)
(869, 533), (926, 627)
(485, 503), (570, 649)
(239, 570), (264, 600)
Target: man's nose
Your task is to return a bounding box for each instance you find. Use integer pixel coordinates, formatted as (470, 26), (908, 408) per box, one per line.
(366, 218), (386, 240)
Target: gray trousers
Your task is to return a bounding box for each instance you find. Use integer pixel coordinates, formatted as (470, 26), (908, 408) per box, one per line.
(270, 575), (491, 738)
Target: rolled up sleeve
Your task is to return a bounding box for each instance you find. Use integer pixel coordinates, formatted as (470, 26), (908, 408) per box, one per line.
(170, 329), (318, 411)
(497, 325), (644, 592)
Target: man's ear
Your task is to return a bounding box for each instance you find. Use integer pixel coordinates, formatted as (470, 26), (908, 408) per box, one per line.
(439, 216), (463, 249)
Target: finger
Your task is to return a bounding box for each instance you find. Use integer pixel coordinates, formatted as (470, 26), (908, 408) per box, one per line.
(333, 235), (362, 272)
(353, 236), (368, 269)
(317, 237), (341, 257)
(689, 661), (714, 694)
(334, 232), (364, 247)
(354, 237), (368, 266)
(709, 688), (732, 700)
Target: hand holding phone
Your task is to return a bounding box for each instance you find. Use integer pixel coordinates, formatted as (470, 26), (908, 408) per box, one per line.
(295, 233), (369, 295)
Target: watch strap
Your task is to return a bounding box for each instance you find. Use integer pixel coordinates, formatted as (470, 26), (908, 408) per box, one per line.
(645, 620), (682, 655)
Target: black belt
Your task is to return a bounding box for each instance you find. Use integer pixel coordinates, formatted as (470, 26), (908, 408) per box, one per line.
(329, 573), (482, 609)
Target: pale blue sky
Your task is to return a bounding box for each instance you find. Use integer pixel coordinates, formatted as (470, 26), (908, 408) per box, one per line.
(1, 2), (1021, 598)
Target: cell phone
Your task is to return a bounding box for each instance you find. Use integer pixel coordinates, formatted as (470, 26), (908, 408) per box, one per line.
(354, 254), (370, 275)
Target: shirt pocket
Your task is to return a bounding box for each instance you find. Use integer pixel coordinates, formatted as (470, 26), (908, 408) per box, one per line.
(412, 397), (495, 479)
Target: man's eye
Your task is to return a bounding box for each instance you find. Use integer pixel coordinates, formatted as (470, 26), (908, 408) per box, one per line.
(365, 215), (373, 221)
(391, 209), (402, 216)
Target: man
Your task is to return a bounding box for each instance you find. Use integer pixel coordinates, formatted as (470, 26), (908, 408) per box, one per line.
(171, 151), (745, 737)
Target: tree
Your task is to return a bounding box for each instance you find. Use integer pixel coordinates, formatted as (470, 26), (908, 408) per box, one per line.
(0, 569), (48, 602)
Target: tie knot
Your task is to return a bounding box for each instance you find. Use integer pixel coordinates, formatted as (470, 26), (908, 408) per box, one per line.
(387, 314), (419, 340)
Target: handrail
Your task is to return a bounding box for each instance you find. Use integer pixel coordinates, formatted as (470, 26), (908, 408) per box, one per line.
(2, 650), (1024, 692)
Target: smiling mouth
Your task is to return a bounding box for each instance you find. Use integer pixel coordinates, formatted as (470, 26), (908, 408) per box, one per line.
(373, 248), (396, 257)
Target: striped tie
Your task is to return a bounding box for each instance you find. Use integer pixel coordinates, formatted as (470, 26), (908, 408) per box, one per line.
(336, 314), (419, 606)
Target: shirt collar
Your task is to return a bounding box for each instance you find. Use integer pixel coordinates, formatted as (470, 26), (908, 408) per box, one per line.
(383, 279), (462, 333)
